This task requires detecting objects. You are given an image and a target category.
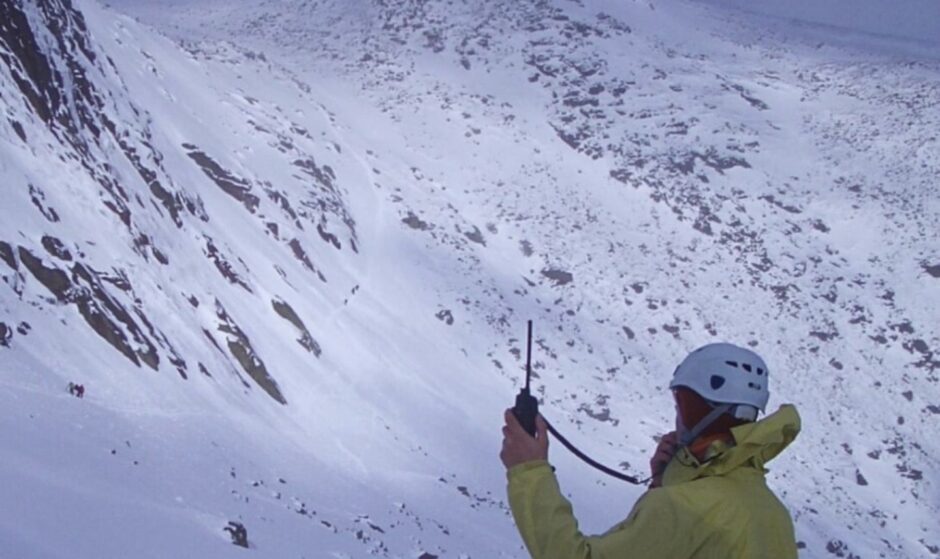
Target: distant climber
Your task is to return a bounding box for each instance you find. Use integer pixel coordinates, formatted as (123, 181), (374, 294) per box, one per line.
(67, 382), (85, 398)
(501, 343), (801, 558)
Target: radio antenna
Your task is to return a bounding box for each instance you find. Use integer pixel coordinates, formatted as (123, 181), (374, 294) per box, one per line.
(511, 319), (650, 485)
(525, 320), (533, 392)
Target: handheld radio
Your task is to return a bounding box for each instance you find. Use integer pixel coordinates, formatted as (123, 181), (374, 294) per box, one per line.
(510, 320), (650, 485)
(512, 320), (539, 436)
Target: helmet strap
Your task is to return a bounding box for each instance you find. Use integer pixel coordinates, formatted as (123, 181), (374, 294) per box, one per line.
(733, 404), (758, 421)
(679, 403), (734, 447)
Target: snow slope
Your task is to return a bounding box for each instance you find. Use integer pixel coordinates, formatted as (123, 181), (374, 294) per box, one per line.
(2, 0), (938, 557)
(695, 0), (940, 46)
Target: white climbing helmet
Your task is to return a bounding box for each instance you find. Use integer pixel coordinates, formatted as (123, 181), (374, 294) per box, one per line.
(670, 342), (770, 421)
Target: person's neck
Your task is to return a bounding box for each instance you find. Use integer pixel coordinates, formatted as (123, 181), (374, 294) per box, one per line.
(689, 432), (735, 462)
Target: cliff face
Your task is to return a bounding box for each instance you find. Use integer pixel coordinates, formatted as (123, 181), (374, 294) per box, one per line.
(2, 0), (190, 379)
(0, 0), (362, 406)
(2, 0), (98, 132)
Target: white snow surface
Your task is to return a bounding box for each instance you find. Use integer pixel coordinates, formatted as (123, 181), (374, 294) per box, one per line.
(694, 0), (940, 47)
(1, 0), (938, 557)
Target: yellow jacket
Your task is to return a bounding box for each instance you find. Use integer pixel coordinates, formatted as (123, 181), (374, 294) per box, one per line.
(507, 405), (801, 559)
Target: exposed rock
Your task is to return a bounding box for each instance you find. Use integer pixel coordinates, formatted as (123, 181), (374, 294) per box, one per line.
(672, 148), (751, 176)
(9, 119), (26, 141)
(402, 212), (430, 230)
(265, 188), (299, 223)
(148, 180), (184, 228)
(0, 1), (86, 126)
(519, 240), (534, 256)
(288, 238), (326, 282)
(280, 155), (357, 249)
(578, 398), (617, 425)
(435, 309), (454, 325)
(826, 539), (859, 558)
(810, 330), (838, 342)
(723, 82), (769, 110)
(855, 469), (868, 486)
(41, 235), (72, 261)
(317, 223), (341, 249)
(897, 465), (923, 480)
(223, 521), (249, 548)
(18, 246), (71, 299)
(204, 237), (252, 292)
(18, 246), (160, 369)
(0, 241), (18, 269)
(72, 263), (159, 370)
(183, 143), (259, 213)
(216, 300), (286, 404)
(463, 225), (486, 246)
(541, 268), (573, 286)
(272, 298), (321, 356)
(98, 269), (131, 292)
(760, 194), (802, 214)
(292, 157), (335, 191)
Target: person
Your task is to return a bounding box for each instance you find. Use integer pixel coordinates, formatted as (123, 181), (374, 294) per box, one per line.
(67, 382), (85, 398)
(500, 342), (801, 558)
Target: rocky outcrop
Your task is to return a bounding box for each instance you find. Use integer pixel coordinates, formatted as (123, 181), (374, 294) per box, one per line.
(17, 245), (160, 370)
(184, 143), (260, 214)
(216, 301), (286, 405)
(272, 298), (321, 357)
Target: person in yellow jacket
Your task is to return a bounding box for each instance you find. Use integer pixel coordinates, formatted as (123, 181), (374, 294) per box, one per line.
(500, 342), (801, 558)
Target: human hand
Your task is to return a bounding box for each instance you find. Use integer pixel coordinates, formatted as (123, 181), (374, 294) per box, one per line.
(500, 409), (549, 470)
(649, 431), (679, 488)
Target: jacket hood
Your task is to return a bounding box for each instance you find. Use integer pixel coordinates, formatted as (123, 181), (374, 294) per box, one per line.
(663, 404), (801, 485)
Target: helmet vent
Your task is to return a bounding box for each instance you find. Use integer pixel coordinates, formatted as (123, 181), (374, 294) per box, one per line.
(757, 367), (765, 376)
(725, 360), (739, 368)
(710, 375), (726, 390)
(742, 363), (753, 372)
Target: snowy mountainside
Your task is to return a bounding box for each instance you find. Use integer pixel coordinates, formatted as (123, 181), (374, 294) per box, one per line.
(2, 0), (940, 557)
(1, 1), (507, 557)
